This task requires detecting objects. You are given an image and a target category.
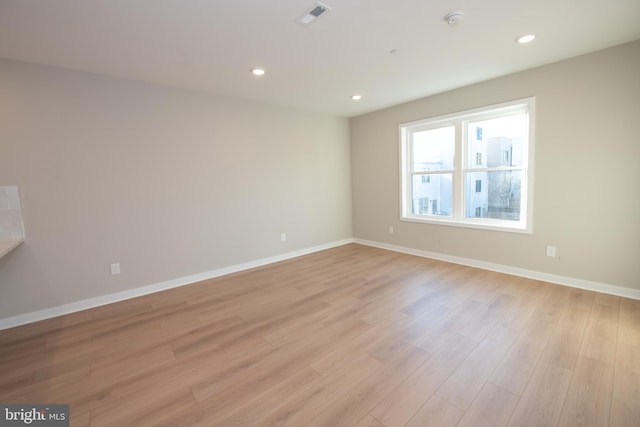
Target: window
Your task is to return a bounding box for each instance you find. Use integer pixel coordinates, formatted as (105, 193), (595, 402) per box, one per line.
(400, 98), (534, 232)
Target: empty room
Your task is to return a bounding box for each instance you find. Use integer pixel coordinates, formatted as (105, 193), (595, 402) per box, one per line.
(1, 1), (639, 426)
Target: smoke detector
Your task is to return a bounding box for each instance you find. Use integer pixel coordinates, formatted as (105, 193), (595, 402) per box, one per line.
(297, 2), (331, 25)
(444, 11), (464, 26)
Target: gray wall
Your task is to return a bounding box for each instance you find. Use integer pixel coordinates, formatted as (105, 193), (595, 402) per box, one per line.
(351, 41), (640, 291)
(0, 60), (352, 319)
(2, 40), (639, 322)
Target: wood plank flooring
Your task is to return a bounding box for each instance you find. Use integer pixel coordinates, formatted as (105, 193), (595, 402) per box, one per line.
(0, 243), (638, 426)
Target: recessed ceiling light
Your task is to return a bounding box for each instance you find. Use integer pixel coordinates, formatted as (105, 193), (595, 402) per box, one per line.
(516, 34), (536, 44)
(251, 68), (265, 76)
(351, 94), (362, 101)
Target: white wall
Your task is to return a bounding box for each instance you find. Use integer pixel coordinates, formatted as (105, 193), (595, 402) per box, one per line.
(0, 59), (352, 320)
(351, 41), (640, 292)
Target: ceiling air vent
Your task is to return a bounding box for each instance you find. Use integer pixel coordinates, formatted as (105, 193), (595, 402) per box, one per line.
(297, 2), (331, 25)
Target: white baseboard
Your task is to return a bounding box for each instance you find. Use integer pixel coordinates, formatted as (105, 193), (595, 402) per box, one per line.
(354, 238), (640, 301)
(3, 237), (637, 330)
(0, 238), (354, 330)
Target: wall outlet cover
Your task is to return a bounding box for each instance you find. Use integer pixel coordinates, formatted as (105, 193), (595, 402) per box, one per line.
(110, 263), (121, 275)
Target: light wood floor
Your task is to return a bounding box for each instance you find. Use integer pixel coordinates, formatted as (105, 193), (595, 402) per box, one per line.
(1, 244), (638, 426)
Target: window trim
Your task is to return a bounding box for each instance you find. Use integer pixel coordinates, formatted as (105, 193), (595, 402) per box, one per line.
(399, 97), (535, 234)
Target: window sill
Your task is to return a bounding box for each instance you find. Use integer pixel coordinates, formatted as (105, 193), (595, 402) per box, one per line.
(0, 239), (24, 259)
(401, 216), (531, 234)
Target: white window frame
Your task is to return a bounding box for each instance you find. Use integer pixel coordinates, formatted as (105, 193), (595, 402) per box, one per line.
(399, 97), (535, 233)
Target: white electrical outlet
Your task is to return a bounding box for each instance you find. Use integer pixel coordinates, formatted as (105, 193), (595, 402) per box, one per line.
(388, 226), (394, 234)
(110, 263), (121, 275)
(546, 246), (557, 258)
(281, 233), (287, 242)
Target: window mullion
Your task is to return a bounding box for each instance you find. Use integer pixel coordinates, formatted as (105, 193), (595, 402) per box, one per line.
(465, 166), (523, 173)
(453, 121), (464, 219)
(412, 170), (455, 175)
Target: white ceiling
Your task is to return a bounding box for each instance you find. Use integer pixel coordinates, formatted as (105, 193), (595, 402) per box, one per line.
(1, 0), (639, 117)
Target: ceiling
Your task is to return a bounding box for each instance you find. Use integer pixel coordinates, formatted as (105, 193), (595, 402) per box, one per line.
(1, 0), (639, 117)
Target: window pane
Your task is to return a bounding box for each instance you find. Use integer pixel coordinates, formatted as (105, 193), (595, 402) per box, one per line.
(412, 173), (452, 216)
(412, 126), (454, 172)
(465, 170), (522, 221)
(467, 113), (527, 168)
